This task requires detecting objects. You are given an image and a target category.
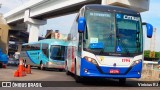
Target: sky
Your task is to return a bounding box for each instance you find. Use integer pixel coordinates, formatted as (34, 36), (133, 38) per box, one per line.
(0, 0), (160, 51)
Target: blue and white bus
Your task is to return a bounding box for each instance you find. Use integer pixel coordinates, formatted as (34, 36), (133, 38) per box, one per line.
(20, 39), (68, 70)
(65, 4), (153, 83)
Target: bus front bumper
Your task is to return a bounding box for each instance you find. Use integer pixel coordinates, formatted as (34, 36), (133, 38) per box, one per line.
(45, 61), (64, 69)
(80, 58), (142, 78)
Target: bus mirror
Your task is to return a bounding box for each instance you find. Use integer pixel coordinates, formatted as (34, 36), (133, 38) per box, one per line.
(78, 17), (86, 33)
(142, 23), (153, 38)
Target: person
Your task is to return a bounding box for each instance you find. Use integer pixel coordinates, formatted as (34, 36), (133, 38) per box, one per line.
(14, 51), (20, 60)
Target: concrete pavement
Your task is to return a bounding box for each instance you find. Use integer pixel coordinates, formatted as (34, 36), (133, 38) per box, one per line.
(0, 66), (159, 90)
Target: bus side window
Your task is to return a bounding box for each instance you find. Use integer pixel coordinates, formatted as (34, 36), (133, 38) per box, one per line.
(46, 49), (49, 58)
(42, 44), (49, 58)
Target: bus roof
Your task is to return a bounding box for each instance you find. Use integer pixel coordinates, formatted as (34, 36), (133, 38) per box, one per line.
(22, 39), (69, 46)
(39, 39), (69, 46)
(22, 42), (40, 45)
(83, 4), (140, 16)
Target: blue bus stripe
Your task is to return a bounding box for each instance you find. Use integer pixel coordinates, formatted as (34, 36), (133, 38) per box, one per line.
(26, 51), (37, 64)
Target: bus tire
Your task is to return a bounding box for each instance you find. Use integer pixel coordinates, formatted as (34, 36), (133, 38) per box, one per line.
(75, 75), (82, 83)
(119, 78), (126, 85)
(66, 71), (70, 75)
(74, 60), (82, 83)
(45, 67), (48, 71)
(40, 61), (44, 70)
(66, 67), (71, 75)
(65, 62), (71, 75)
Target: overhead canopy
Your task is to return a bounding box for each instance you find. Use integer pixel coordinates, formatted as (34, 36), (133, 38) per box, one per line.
(102, 0), (149, 12)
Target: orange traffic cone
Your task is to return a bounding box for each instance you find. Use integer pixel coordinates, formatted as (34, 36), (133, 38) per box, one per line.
(26, 65), (31, 74)
(24, 64), (28, 73)
(18, 65), (26, 77)
(14, 58), (26, 77)
(23, 65), (25, 71)
(14, 70), (19, 77)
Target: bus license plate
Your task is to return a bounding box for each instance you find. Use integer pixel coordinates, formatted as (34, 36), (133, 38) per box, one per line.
(109, 69), (120, 74)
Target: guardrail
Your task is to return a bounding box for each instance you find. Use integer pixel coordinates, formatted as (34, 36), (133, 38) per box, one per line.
(143, 61), (158, 70)
(142, 61), (160, 81)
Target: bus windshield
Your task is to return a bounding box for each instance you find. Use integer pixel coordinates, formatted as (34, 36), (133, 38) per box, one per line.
(116, 13), (142, 54)
(84, 10), (142, 56)
(50, 45), (65, 60)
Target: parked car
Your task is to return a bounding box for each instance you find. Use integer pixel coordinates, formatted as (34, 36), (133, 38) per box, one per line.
(7, 58), (19, 66)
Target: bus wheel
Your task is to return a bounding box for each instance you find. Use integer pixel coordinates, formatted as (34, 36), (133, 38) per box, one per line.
(75, 75), (83, 83)
(119, 78), (126, 85)
(65, 61), (71, 75)
(40, 62), (44, 70)
(65, 66), (71, 75)
(74, 61), (82, 83)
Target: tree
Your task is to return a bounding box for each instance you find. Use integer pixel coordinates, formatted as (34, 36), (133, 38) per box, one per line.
(155, 52), (160, 58)
(144, 50), (150, 58)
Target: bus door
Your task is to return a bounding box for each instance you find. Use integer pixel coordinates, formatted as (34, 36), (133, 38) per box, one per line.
(67, 46), (74, 73)
(41, 43), (49, 64)
(76, 33), (83, 75)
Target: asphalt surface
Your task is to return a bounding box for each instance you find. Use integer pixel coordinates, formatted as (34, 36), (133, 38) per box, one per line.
(0, 66), (159, 90)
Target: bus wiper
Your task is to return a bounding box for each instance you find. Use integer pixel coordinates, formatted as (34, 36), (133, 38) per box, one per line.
(117, 35), (131, 56)
(98, 33), (114, 55)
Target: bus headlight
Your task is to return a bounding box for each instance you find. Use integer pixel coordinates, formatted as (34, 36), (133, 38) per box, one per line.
(131, 59), (142, 66)
(84, 56), (98, 65)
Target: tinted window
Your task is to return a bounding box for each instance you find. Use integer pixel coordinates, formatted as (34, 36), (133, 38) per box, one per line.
(42, 43), (49, 58)
(50, 45), (65, 60)
(84, 10), (115, 52)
